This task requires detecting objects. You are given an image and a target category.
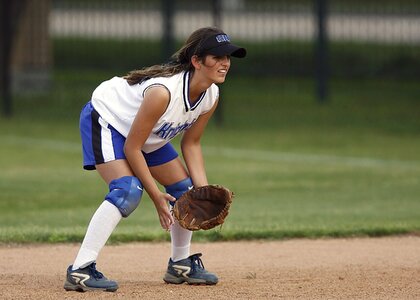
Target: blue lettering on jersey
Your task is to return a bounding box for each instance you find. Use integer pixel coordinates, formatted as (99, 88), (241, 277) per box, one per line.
(155, 119), (197, 140)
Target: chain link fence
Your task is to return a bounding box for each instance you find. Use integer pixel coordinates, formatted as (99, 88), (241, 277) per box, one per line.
(1, 0), (420, 115)
(48, 0), (420, 76)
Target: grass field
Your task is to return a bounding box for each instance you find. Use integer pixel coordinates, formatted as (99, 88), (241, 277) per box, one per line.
(0, 72), (419, 243)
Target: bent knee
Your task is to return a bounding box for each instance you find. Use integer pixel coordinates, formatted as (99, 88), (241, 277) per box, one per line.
(105, 176), (143, 217)
(165, 177), (193, 206)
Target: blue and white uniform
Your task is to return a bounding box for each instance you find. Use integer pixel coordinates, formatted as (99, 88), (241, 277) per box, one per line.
(80, 71), (219, 170)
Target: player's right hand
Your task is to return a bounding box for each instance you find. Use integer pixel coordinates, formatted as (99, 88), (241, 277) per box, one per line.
(153, 192), (176, 230)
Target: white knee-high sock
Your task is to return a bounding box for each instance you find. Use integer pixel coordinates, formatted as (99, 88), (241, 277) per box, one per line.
(170, 220), (192, 262)
(72, 201), (122, 270)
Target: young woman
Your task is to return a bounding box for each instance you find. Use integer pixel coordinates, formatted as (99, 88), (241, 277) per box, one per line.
(64, 27), (246, 292)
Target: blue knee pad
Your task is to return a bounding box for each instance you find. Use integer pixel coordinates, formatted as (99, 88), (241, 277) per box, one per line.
(165, 177), (193, 206)
(105, 176), (143, 217)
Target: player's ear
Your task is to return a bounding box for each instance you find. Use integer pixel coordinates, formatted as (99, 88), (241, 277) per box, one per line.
(191, 55), (202, 70)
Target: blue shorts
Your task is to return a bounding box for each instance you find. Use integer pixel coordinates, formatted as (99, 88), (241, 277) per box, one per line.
(80, 101), (178, 170)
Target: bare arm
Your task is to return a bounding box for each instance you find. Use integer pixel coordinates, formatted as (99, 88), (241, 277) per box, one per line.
(124, 86), (175, 230)
(181, 98), (219, 187)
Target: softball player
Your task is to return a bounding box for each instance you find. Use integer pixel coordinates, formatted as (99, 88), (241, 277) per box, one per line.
(64, 27), (246, 292)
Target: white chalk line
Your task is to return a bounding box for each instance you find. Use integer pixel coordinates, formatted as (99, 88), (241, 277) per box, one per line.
(2, 135), (80, 153)
(3, 135), (420, 170)
(204, 147), (420, 170)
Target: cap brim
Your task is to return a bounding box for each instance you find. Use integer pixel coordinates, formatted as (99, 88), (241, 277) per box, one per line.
(206, 43), (247, 58)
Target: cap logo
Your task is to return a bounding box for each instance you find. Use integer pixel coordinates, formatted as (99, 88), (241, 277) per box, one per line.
(215, 34), (230, 43)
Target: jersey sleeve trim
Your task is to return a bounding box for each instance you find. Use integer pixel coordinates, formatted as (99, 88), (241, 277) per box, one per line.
(142, 83), (171, 100)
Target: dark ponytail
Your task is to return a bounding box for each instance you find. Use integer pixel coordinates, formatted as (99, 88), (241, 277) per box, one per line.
(124, 27), (224, 85)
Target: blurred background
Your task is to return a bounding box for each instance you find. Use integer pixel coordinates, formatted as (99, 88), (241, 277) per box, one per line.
(1, 0), (419, 242)
(2, 0), (419, 116)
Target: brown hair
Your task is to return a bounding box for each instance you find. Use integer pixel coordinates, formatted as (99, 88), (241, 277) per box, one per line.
(124, 27), (224, 85)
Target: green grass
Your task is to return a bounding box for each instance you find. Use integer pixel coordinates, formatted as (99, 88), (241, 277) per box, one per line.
(1, 72), (420, 243)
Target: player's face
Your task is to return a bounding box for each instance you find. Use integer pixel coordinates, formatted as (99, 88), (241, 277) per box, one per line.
(202, 55), (231, 83)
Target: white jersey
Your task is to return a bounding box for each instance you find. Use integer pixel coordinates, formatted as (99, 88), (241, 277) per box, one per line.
(91, 71), (219, 153)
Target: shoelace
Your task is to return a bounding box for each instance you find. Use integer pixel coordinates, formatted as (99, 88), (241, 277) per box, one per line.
(88, 263), (104, 279)
(190, 253), (205, 272)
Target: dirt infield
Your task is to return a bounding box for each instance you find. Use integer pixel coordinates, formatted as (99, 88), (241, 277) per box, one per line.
(1, 236), (420, 299)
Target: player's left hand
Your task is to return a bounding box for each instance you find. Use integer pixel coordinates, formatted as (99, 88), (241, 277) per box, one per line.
(173, 184), (234, 231)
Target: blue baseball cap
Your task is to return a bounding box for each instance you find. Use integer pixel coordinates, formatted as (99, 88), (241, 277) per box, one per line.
(198, 33), (246, 58)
